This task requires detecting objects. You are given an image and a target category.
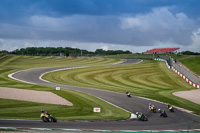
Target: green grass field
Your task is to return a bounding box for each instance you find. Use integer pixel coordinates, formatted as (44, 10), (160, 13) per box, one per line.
(43, 60), (200, 115)
(0, 55), (124, 69)
(179, 56), (200, 76)
(170, 55), (200, 76)
(170, 54), (190, 60)
(0, 56), (129, 120)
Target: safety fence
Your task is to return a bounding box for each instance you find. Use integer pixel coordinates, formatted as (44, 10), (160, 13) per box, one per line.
(155, 55), (200, 88)
(0, 55), (7, 60)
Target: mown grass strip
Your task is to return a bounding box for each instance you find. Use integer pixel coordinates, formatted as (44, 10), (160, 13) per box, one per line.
(0, 56), (129, 120)
(0, 56), (124, 69)
(43, 60), (200, 115)
(170, 55), (200, 76)
(179, 56), (200, 76)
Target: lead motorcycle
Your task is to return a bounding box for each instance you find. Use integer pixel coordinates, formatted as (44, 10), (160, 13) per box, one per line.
(40, 112), (57, 122)
(126, 91), (131, 97)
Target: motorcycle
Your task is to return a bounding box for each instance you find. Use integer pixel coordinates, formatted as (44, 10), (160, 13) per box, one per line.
(167, 105), (174, 112)
(160, 110), (167, 117)
(136, 112), (148, 121)
(126, 92), (131, 97)
(149, 106), (157, 113)
(40, 113), (57, 122)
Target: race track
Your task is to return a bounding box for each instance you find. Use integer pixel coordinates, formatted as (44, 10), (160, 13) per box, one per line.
(1, 59), (200, 130)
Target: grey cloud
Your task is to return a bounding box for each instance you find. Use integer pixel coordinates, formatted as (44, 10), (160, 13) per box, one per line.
(120, 7), (197, 45)
(0, 7), (198, 47)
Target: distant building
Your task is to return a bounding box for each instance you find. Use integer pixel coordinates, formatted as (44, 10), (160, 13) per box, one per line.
(143, 48), (180, 54)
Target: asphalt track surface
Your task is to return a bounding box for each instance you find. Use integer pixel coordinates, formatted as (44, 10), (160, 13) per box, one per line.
(1, 59), (200, 130)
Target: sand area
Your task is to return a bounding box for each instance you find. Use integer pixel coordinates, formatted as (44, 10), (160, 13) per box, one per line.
(0, 87), (73, 106)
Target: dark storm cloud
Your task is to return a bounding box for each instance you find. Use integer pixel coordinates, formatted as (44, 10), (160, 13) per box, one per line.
(0, 0), (200, 52)
(1, 0), (200, 21)
(0, 7), (197, 46)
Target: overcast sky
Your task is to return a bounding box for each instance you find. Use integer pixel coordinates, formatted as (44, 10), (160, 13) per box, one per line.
(0, 0), (200, 52)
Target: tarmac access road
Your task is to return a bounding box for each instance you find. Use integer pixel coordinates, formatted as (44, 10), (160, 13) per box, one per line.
(1, 59), (200, 130)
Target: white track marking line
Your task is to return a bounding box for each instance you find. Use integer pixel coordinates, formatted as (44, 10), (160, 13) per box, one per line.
(8, 70), (36, 84)
(0, 119), (41, 121)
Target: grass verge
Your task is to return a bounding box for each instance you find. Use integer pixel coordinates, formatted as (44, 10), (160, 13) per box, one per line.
(0, 56), (124, 69)
(170, 55), (200, 76)
(179, 56), (200, 76)
(0, 89), (130, 120)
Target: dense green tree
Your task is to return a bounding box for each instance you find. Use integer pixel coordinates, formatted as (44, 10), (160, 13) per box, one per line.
(8, 47), (132, 56)
(95, 49), (106, 55)
(180, 51), (200, 55)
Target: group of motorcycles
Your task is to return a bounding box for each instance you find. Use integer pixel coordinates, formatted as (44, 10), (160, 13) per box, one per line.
(149, 103), (174, 114)
(126, 91), (174, 121)
(136, 103), (175, 121)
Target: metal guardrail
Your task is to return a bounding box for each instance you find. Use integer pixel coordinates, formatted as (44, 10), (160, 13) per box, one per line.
(0, 55), (8, 60)
(160, 55), (200, 86)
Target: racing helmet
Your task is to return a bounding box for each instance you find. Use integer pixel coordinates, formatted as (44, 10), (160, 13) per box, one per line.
(158, 109), (160, 112)
(41, 109), (44, 113)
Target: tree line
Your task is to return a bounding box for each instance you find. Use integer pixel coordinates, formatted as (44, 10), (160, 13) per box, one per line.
(179, 51), (200, 55)
(0, 47), (132, 56)
(1, 47), (199, 56)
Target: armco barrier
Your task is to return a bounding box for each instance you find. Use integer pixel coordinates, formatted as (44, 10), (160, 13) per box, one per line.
(155, 58), (200, 89)
(172, 66), (200, 89)
(0, 55), (7, 60)
(172, 61), (200, 85)
(155, 58), (170, 69)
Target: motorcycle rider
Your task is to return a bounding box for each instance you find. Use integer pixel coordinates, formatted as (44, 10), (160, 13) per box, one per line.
(136, 112), (143, 120)
(136, 112), (148, 121)
(126, 90), (131, 97)
(158, 109), (167, 117)
(167, 103), (172, 109)
(149, 103), (155, 110)
(40, 109), (57, 122)
(41, 109), (50, 116)
(167, 103), (174, 112)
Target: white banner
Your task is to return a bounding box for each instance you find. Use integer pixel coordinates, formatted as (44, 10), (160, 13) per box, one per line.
(56, 87), (60, 90)
(93, 108), (101, 112)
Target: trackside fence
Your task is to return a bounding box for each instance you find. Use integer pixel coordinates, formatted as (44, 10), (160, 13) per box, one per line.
(0, 54), (8, 60)
(156, 55), (200, 88)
